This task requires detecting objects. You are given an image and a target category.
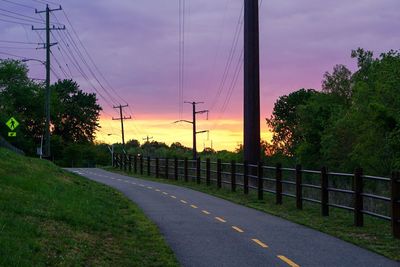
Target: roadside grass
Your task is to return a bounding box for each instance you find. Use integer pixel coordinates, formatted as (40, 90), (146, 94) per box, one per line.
(0, 149), (178, 267)
(105, 167), (400, 262)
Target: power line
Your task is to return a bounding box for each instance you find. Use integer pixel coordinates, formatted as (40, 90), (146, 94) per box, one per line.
(0, 0), (34, 10)
(0, 40), (37, 44)
(0, 8), (44, 23)
(209, 4), (243, 112)
(0, 17), (32, 26)
(59, 10), (127, 105)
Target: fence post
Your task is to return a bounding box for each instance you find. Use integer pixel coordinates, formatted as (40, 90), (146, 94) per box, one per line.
(128, 155), (132, 172)
(113, 153), (116, 167)
(174, 157), (178, 180)
(134, 155), (137, 174)
(147, 157), (151, 176)
(140, 156), (143, 175)
(231, 160), (236, 192)
(354, 168), (364, 227)
(258, 162), (263, 200)
(196, 158), (201, 184)
(184, 158), (188, 182)
(165, 158), (169, 179)
(296, 164), (303, 210)
(321, 167), (329, 216)
(244, 161), (249, 195)
(124, 154), (127, 172)
(276, 163), (282, 204)
(156, 158), (159, 178)
(206, 158), (211, 186)
(120, 154), (123, 170)
(217, 159), (222, 188)
(391, 171), (400, 239)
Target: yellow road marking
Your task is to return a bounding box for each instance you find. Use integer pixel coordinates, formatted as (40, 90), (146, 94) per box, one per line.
(215, 217), (226, 223)
(277, 255), (299, 267)
(190, 205), (198, 209)
(155, 189), (161, 192)
(180, 200), (187, 204)
(202, 210), (210, 215)
(170, 195), (177, 199)
(232, 226), (244, 233)
(252, 239), (268, 248)
(163, 192), (168, 195)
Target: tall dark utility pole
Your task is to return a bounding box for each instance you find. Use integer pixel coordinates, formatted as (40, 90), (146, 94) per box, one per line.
(244, 0), (260, 165)
(32, 5), (65, 159)
(113, 104), (132, 151)
(174, 102), (209, 160)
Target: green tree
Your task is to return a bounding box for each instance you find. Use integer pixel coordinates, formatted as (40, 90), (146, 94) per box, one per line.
(322, 64), (352, 102)
(266, 89), (317, 156)
(52, 79), (102, 144)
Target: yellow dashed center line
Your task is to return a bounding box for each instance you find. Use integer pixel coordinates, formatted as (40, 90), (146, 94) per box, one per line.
(232, 226), (244, 233)
(202, 210), (210, 215)
(190, 205), (198, 209)
(215, 217), (226, 223)
(277, 255), (299, 267)
(170, 195), (177, 199)
(180, 200), (187, 204)
(163, 192), (168, 195)
(252, 239), (268, 248)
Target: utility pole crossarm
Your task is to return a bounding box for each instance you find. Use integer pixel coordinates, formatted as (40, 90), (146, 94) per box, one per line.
(173, 119), (193, 124)
(196, 130), (209, 134)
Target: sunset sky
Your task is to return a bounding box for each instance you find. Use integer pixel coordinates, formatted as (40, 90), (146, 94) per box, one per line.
(1, 0), (399, 151)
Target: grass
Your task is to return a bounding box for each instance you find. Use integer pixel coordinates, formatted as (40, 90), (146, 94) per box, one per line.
(0, 148), (178, 267)
(105, 166), (400, 262)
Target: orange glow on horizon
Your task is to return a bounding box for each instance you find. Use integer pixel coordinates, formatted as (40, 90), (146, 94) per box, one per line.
(96, 116), (272, 152)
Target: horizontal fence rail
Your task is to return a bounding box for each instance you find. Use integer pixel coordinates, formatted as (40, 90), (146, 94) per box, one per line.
(112, 153), (400, 239)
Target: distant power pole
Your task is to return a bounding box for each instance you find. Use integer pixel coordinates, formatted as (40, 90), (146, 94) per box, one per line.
(143, 136), (153, 143)
(32, 4), (65, 159)
(174, 102), (209, 160)
(244, 0), (260, 165)
(112, 104), (132, 151)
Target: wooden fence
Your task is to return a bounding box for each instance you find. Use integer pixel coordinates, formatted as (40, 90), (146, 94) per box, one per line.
(113, 153), (400, 239)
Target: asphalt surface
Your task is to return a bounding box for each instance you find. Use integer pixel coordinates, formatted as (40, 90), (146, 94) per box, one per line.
(67, 168), (399, 267)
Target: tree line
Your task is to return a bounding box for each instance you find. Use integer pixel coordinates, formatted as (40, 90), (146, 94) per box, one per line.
(266, 48), (400, 176)
(0, 59), (106, 166)
(2, 47), (399, 176)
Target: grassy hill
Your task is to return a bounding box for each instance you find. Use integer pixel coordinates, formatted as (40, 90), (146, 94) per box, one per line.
(0, 148), (178, 266)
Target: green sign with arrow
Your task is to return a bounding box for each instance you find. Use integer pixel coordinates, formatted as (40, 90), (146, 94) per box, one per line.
(5, 117), (19, 138)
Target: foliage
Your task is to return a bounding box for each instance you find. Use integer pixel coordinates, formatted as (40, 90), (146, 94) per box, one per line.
(0, 59), (103, 167)
(267, 48), (400, 175)
(266, 89), (318, 156)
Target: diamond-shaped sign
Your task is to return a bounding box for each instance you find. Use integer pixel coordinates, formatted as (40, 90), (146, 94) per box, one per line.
(6, 117), (19, 131)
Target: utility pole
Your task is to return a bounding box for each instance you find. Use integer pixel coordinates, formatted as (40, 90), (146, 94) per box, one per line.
(32, 4), (65, 159)
(244, 0), (260, 165)
(143, 136), (153, 143)
(174, 102), (209, 160)
(113, 104), (132, 151)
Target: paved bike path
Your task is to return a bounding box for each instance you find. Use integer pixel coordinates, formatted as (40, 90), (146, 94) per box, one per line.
(67, 168), (399, 267)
